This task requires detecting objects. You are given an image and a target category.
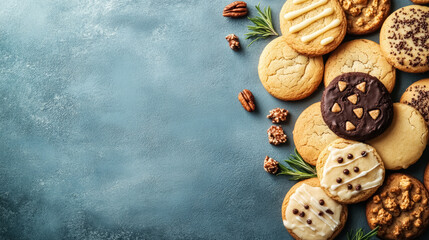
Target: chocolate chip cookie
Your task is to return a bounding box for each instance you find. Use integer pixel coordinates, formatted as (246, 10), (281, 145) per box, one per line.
(321, 72), (393, 141)
(366, 173), (429, 240)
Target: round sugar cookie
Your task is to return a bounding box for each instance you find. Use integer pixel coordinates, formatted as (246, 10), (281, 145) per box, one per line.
(279, 0), (347, 56)
(258, 36), (324, 101)
(324, 39), (395, 93)
(293, 102), (340, 166)
(338, 0), (390, 35)
(400, 78), (429, 126)
(380, 5), (429, 73)
(366, 173), (429, 240)
(321, 72), (393, 141)
(367, 103), (428, 170)
(317, 139), (385, 204)
(282, 178), (348, 240)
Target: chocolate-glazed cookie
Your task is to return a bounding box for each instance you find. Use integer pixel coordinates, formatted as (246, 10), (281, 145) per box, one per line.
(321, 72), (393, 141)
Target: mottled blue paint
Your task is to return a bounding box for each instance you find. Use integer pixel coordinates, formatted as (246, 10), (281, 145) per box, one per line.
(0, 0), (427, 239)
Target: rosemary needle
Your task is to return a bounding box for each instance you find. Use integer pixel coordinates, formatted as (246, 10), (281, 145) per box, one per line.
(245, 3), (278, 46)
(277, 149), (317, 181)
(347, 226), (379, 240)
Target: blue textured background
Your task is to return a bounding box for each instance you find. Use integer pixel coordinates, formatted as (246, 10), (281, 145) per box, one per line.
(0, 0), (428, 239)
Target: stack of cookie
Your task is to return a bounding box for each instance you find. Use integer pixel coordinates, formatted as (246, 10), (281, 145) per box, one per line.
(256, 0), (429, 239)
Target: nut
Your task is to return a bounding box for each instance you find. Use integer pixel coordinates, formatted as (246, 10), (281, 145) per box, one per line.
(264, 156), (279, 175)
(238, 89), (255, 112)
(373, 195), (381, 204)
(223, 1), (248, 18)
(399, 176), (412, 190)
(267, 125), (287, 145)
(267, 108), (288, 123)
(374, 208), (393, 225)
(226, 34), (241, 51)
(400, 191), (412, 211)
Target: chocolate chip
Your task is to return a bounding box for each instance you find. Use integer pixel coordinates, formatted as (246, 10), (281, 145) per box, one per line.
(336, 178), (342, 183)
(307, 219), (312, 224)
(356, 184), (362, 191)
(337, 157), (343, 163)
(299, 212), (305, 217)
(304, 205), (309, 209)
(293, 209), (299, 214)
(326, 209), (334, 214)
(354, 167), (360, 172)
(319, 199), (325, 205)
(347, 154), (353, 159)
(361, 151), (367, 157)
(318, 211), (324, 216)
(343, 169), (350, 175)
(347, 184), (353, 190)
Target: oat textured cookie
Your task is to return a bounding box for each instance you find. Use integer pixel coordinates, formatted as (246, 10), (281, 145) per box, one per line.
(321, 72), (393, 141)
(282, 178), (348, 240)
(258, 36), (324, 101)
(324, 39), (395, 93)
(293, 102), (340, 166)
(368, 103), (428, 170)
(366, 173), (429, 240)
(339, 0), (390, 35)
(380, 5), (429, 73)
(317, 139), (385, 204)
(279, 0), (347, 56)
(400, 78), (429, 127)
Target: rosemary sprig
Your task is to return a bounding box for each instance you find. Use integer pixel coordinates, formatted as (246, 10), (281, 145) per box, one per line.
(245, 3), (278, 46)
(347, 226), (379, 240)
(277, 149), (317, 180)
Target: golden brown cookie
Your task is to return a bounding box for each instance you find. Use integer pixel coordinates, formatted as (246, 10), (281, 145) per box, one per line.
(317, 139), (385, 204)
(324, 39), (396, 93)
(282, 178), (348, 240)
(293, 102), (340, 166)
(411, 0), (429, 4)
(338, 0), (390, 35)
(258, 37), (324, 101)
(400, 78), (429, 126)
(380, 5), (429, 73)
(367, 103), (428, 170)
(425, 163), (429, 192)
(366, 173), (429, 240)
(279, 0), (347, 56)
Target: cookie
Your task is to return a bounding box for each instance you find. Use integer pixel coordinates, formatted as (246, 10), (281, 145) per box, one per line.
(339, 0), (390, 35)
(411, 0), (429, 4)
(367, 103), (428, 170)
(324, 39), (396, 93)
(321, 72), (393, 141)
(258, 37), (324, 101)
(317, 139), (385, 204)
(400, 78), (429, 126)
(282, 178), (348, 240)
(366, 173), (429, 240)
(279, 0), (347, 56)
(425, 163), (429, 192)
(380, 5), (429, 73)
(293, 102), (340, 166)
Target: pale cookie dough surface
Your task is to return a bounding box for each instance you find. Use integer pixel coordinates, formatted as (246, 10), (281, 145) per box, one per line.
(324, 39), (395, 93)
(380, 5), (429, 73)
(367, 103), (428, 170)
(339, 0), (390, 35)
(317, 139), (385, 204)
(279, 0), (347, 56)
(281, 178), (348, 240)
(400, 78), (429, 126)
(258, 36), (324, 101)
(293, 102), (340, 166)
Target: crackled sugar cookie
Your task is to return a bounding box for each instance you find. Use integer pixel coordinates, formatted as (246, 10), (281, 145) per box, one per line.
(400, 79), (429, 126)
(366, 174), (429, 240)
(258, 36), (324, 101)
(279, 0), (347, 56)
(321, 72), (393, 141)
(293, 102), (340, 166)
(282, 178), (348, 240)
(339, 0), (390, 35)
(317, 139), (385, 204)
(380, 5), (429, 73)
(368, 103), (428, 170)
(324, 39), (395, 93)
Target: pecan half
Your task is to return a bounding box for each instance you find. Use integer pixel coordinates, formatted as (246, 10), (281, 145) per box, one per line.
(223, 1), (248, 18)
(225, 34), (240, 51)
(238, 89), (255, 112)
